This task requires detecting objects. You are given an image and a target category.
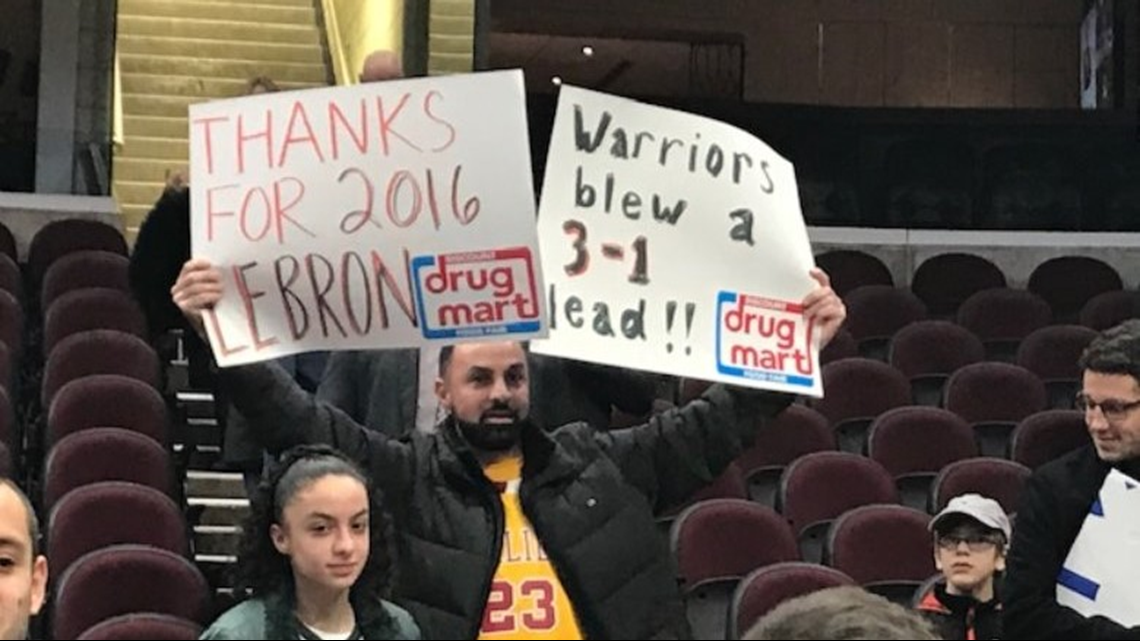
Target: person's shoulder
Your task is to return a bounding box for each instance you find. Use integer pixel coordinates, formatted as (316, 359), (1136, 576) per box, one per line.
(1034, 444), (1102, 482)
(548, 420), (597, 443)
(377, 600), (421, 640)
(199, 598), (267, 639)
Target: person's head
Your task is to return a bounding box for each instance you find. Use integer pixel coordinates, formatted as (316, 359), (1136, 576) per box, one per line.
(359, 50), (404, 83)
(743, 586), (939, 640)
(436, 342), (531, 452)
(245, 76), (280, 95)
(929, 493), (1009, 600)
(237, 445), (393, 607)
(0, 480), (47, 641)
(1078, 319), (1140, 463)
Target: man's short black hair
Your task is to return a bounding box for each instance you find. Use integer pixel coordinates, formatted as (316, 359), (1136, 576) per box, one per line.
(1079, 319), (1140, 383)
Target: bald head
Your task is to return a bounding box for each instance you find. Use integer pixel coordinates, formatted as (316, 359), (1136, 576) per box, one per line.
(360, 50), (404, 83)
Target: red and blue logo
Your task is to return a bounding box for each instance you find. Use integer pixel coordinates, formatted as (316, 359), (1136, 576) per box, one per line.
(412, 247), (542, 339)
(715, 290), (815, 387)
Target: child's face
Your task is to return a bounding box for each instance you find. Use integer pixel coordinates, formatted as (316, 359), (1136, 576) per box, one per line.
(934, 523), (1006, 597)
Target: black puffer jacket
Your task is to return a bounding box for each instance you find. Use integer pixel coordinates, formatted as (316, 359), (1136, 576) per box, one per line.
(224, 361), (791, 639)
(915, 581), (1002, 640)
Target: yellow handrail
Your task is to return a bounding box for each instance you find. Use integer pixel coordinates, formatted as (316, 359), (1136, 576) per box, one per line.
(112, 48), (123, 152)
(321, 0), (352, 85)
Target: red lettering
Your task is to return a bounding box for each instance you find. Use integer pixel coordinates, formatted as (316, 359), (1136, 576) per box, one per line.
(192, 115), (229, 175)
(371, 249), (418, 328)
(479, 579), (558, 634)
(328, 99), (369, 160)
(341, 252), (373, 335)
(274, 255), (309, 340)
(305, 254), (347, 338)
(237, 110), (274, 173)
(520, 580), (555, 630)
(204, 308), (247, 358)
(451, 165), (480, 225)
(232, 262), (278, 350)
(481, 581), (514, 633)
(724, 297), (798, 349)
(206, 184), (238, 242)
(338, 168), (378, 234)
(277, 101), (326, 167)
(239, 187), (273, 241)
(376, 93), (422, 155)
(423, 90), (457, 152)
(385, 170), (422, 228)
(425, 168), (442, 230)
(272, 177), (316, 243)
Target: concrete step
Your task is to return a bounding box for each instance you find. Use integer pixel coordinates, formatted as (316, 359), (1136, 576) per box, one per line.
(115, 180), (170, 207)
(186, 471), (248, 499)
(119, 0), (315, 26)
(114, 157), (182, 184)
(190, 497), (251, 526)
(121, 73), (323, 100)
(118, 35), (323, 65)
(122, 136), (189, 161)
(120, 54), (328, 84)
(122, 93), (207, 118)
(124, 115), (188, 139)
(433, 0), (476, 17)
(194, 524), (243, 556)
(118, 15), (321, 46)
(195, 554), (237, 590)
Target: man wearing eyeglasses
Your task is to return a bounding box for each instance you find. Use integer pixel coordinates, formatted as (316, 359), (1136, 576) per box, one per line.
(1004, 319), (1140, 640)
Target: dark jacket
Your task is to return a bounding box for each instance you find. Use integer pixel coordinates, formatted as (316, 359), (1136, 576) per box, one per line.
(1003, 445), (1140, 640)
(199, 590), (420, 639)
(222, 361), (791, 639)
(915, 581), (1002, 640)
(316, 349), (657, 436)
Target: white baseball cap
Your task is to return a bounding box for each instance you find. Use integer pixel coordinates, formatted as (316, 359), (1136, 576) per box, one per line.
(930, 493), (1012, 541)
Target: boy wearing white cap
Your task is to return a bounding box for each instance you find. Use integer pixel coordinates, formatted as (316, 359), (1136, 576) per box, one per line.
(915, 493), (1011, 640)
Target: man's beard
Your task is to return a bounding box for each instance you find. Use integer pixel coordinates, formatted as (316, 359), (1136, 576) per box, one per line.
(453, 402), (529, 452)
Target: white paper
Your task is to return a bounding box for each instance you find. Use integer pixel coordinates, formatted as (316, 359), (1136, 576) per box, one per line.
(532, 86), (820, 396)
(188, 70), (547, 367)
(1056, 468), (1140, 625)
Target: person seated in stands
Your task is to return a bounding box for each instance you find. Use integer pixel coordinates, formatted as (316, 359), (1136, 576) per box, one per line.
(915, 493), (1010, 639)
(0, 479), (47, 641)
(200, 445), (419, 640)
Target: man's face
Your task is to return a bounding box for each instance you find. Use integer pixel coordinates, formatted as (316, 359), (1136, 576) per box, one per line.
(437, 342), (530, 451)
(0, 486), (46, 641)
(1080, 371), (1140, 463)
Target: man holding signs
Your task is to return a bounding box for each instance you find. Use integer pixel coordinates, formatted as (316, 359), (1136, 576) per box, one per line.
(174, 268), (842, 640)
(173, 77), (846, 639)
(1004, 320), (1140, 639)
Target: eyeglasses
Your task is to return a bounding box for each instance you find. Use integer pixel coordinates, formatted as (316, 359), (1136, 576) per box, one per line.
(1075, 394), (1140, 422)
(936, 534), (1003, 552)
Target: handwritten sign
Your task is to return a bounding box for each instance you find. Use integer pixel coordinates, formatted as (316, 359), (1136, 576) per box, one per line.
(1057, 468), (1140, 626)
(188, 70), (547, 367)
(532, 86), (820, 396)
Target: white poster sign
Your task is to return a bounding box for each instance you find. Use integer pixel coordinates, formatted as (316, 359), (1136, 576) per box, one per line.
(189, 70), (546, 367)
(1057, 468), (1140, 625)
(533, 86), (821, 396)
